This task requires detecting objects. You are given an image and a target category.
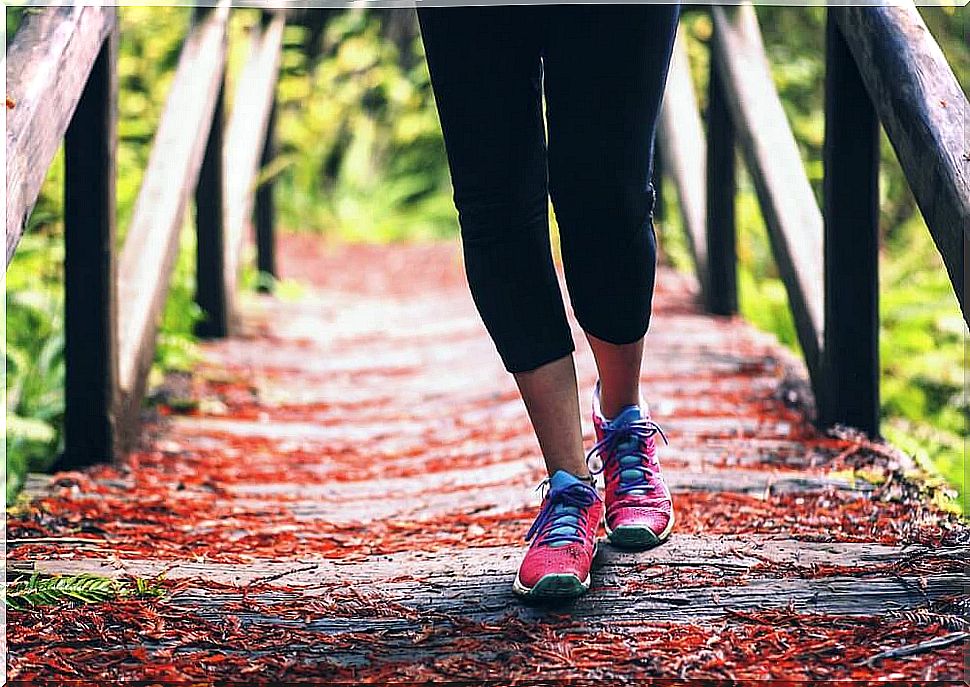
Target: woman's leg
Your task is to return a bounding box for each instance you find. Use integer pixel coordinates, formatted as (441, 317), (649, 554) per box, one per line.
(417, 6), (588, 480)
(420, 6), (602, 599)
(513, 356), (587, 479)
(544, 4), (681, 549)
(543, 4), (680, 417)
(587, 336), (645, 419)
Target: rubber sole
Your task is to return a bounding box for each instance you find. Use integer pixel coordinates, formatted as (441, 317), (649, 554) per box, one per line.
(512, 572), (590, 599)
(512, 544), (598, 599)
(605, 512), (675, 550)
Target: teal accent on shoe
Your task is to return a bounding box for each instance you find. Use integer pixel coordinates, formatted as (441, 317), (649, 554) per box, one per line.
(525, 470), (598, 549)
(528, 573), (588, 598)
(607, 525), (662, 550)
(597, 406), (659, 497)
(602, 404), (643, 429)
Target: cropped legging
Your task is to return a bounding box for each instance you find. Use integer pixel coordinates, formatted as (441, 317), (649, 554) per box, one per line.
(418, 5), (680, 373)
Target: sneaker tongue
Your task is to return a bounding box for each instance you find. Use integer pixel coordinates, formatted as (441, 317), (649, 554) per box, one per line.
(607, 407), (650, 495)
(544, 471), (591, 548)
(549, 469), (585, 492)
(606, 405), (643, 429)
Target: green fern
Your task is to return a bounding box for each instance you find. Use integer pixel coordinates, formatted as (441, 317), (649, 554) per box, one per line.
(5, 573), (169, 610)
(131, 576), (166, 598)
(6, 573), (121, 610)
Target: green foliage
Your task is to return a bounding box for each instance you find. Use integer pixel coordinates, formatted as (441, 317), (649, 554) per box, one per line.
(153, 223), (204, 378)
(6, 574), (119, 609)
(6, 573), (165, 610)
(5, 232), (67, 500)
(879, 215), (967, 511)
(273, 10), (454, 240)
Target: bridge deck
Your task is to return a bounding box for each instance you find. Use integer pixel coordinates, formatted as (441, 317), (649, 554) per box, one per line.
(7, 238), (968, 682)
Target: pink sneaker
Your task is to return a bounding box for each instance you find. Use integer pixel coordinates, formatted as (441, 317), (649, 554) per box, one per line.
(513, 470), (603, 599)
(588, 383), (674, 549)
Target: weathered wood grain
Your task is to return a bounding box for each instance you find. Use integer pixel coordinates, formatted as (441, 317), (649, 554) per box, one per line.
(228, 471), (870, 524)
(710, 5), (825, 386)
(168, 574), (970, 631)
(18, 537), (965, 588)
(19, 464), (865, 527)
(116, 3), (230, 446)
(168, 414), (796, 444)
(5, 6), (115, 266)
(224, 465), (871, 500)
(8, 238), (966, 680)
(834, 3), (969, 323)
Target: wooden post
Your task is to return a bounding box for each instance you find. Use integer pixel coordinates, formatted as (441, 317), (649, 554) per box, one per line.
(705, 37), (738, 316)
(821, 12), (880, 436)
(255, 11), (279, 293)
(62, 19), (120, 468)
(194, 6), (230, 338)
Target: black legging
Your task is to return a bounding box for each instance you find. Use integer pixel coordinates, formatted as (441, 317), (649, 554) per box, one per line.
(418, 5), (680, 373)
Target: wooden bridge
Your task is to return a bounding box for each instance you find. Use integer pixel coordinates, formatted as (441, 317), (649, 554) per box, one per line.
(5, 3), (969, 682)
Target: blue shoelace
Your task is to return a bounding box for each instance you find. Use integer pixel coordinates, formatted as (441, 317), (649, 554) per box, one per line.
(525, 480), (598, 547)
(586, 418), (669, 496)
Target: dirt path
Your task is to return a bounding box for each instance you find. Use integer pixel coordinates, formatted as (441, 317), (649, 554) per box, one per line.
(7, 238), (968, 682)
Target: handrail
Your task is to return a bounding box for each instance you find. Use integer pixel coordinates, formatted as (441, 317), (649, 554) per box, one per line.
(834, 3), (969, 322)
(117, 4), (231, 436)
(5, 6), (285, 467)
(5, 6), (116, 264)
(709, 5), (825, 386)
(223, 10), (287, 324)
(658, 3), (966, 437)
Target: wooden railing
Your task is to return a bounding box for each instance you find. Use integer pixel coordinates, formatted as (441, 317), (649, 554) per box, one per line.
(6, 4), (966, 466)
(5, 4), (285, 467)
(658, 2), (968, 437)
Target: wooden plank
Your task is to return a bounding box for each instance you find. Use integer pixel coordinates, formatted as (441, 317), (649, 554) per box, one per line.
(156, 575), (970, 630)
(116, 3), (230, 444)
(16, 538), (968, 587)
(705, 37), (738, 316)
(230, 472), (871, 525)
(222, 11), (287, 325)
(61, 16), (121, 469)
(167, 413), (797, 443)
(21, 463), (874, 528)
(820, 13), (880, 436)
(710, 5), (824, 386)
(834, 3), (970, 323)
(5, 6), (114, 266)
(657, 27), (708, 298)
(222, 465), (872, 500)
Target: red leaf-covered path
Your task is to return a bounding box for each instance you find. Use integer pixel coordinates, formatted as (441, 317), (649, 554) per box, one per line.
(8, 237), (969, 683)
